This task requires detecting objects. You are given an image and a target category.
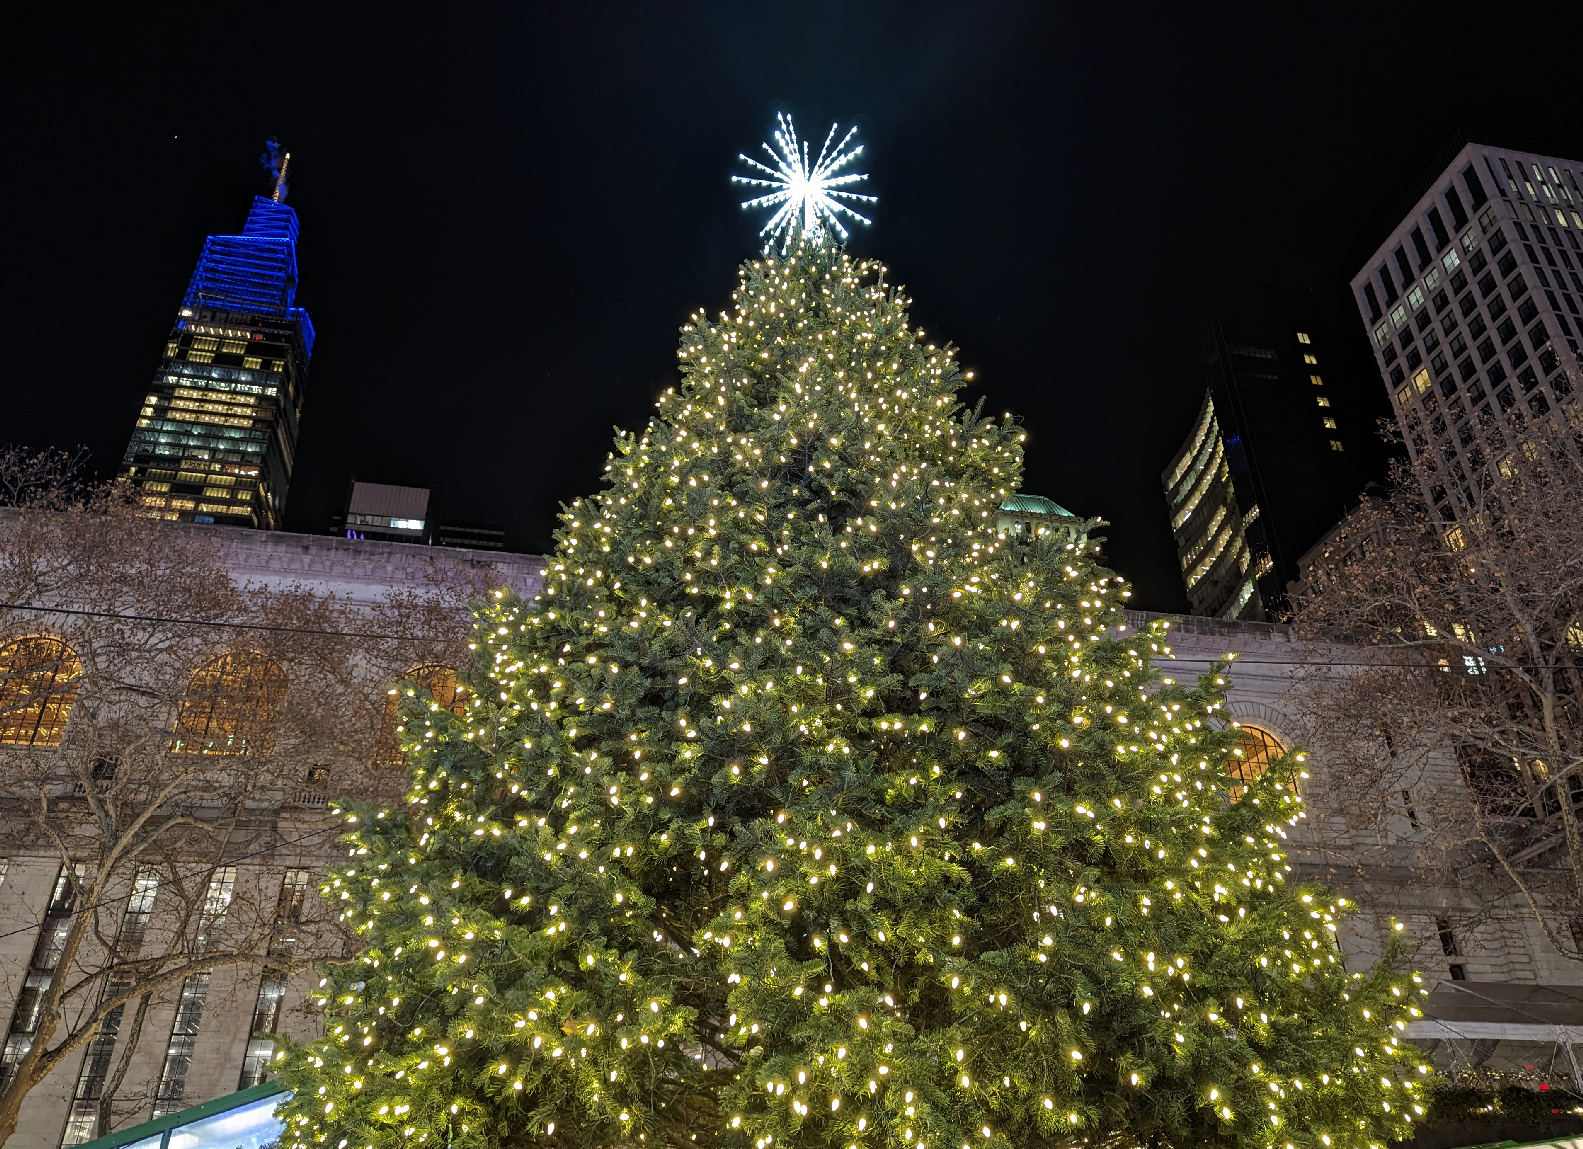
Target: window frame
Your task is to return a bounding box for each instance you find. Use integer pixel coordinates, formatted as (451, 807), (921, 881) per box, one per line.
(170, 651), (287, 757)
(0, 635), (83, 747)
(1226, 722), (1291, 798)
(376, 665), (469, 765)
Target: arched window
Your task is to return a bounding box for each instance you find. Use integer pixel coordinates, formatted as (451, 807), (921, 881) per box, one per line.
(172, 651), (287, 756)
(407, 666), (469, 715)
(0, 636), (82, 746)
(1227, 722), (1289, 799)
(376, 666), (468, 764)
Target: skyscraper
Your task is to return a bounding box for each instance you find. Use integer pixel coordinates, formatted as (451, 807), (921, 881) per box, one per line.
(1161, 285), (1387, 620)
(119, 150), (313, 529)
(1351, 140), (1583, 520)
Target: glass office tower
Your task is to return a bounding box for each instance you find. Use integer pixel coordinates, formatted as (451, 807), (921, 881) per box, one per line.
(1162, 285), (1387, 621)
(119, 194), (315, 529)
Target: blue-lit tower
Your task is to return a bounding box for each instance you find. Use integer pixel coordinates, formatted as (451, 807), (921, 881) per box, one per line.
(119, 153), (315, 530)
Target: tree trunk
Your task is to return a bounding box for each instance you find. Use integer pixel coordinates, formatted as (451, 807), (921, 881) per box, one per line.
(0, 1055), (41, 1148)
(97, 992), (152, 1141)
(1538, 677), (1583, 940)
(1555, 777), (1583, 927)
(0, 980), (66, 1147)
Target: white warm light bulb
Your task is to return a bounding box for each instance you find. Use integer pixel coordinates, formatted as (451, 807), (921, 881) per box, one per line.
(732, 113), (876, 253)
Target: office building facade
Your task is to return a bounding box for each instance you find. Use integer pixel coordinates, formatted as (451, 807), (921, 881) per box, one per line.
(119, 193), (315, 530)
(1162, 287), (1386, 621)
(1351, 141), (1583, 519)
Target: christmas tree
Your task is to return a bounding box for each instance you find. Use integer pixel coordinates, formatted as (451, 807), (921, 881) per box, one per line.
(279, 234), (1427, 1149)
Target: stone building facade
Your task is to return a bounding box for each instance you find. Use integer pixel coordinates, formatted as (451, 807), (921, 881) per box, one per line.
(1141, 609), (1583, 1093)
(0, 525), (542, 1149)
(3, 526), (1578, 1149)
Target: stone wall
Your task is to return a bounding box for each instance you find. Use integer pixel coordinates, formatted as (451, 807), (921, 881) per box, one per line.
(3, 541), (1575, 1146)
(0, 525), (545, 1149)
(203, 523), (545, 604)
(1128, 608), (1583, 1090)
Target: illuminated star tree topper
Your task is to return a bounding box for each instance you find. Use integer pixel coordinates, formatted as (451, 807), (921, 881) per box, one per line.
(732, 112), (876, 252)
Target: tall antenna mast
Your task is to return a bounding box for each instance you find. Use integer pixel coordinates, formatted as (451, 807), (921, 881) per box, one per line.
(272, 152), (292, 203)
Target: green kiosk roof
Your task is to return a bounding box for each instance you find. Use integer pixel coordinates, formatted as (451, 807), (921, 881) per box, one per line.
(72, 1081), (287, 1149)
(999, 493), (1076, 517)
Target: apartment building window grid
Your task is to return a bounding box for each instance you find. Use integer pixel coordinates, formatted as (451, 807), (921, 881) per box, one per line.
(151, 866), (236, 1117)
(59, 870), (160, 1147)
(1359, 146), (1583, 522)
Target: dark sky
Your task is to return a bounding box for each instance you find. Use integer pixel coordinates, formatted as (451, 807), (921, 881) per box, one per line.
(4, 3), (1578, 611)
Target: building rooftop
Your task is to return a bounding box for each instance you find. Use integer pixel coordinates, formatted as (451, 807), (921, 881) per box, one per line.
(345, 481), (430, 521)
(175, 519), (545, 604)
(181, 196), (313, 354)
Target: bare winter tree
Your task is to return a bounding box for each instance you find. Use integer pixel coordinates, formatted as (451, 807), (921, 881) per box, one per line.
(1289, 415), (1583, 966)
(0, 445), (92, 512)
(0, 446), (484, 1142)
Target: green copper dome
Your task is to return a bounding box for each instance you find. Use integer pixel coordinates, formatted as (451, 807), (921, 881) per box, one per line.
(999, 493), (1075, 518)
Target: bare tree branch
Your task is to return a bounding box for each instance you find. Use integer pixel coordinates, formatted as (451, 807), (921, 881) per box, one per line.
(0, 462), (488, 1142)
(1290, 409), (1583, 973)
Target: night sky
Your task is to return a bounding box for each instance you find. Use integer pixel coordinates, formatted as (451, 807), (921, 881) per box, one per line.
(4, 3), (1578, 611)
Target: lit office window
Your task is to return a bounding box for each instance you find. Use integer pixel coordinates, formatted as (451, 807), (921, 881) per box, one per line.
(152, 867), (237, 1117)
(236, 976), (287, 1090)
(239, 869), (311, 1089)
(1, 867), (83, 1093)
(61, 871), (161, 1146)
(151, 974), (212, 1117)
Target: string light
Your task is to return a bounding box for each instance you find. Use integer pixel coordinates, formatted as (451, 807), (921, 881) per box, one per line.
(276, 233), (1425, 1149)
